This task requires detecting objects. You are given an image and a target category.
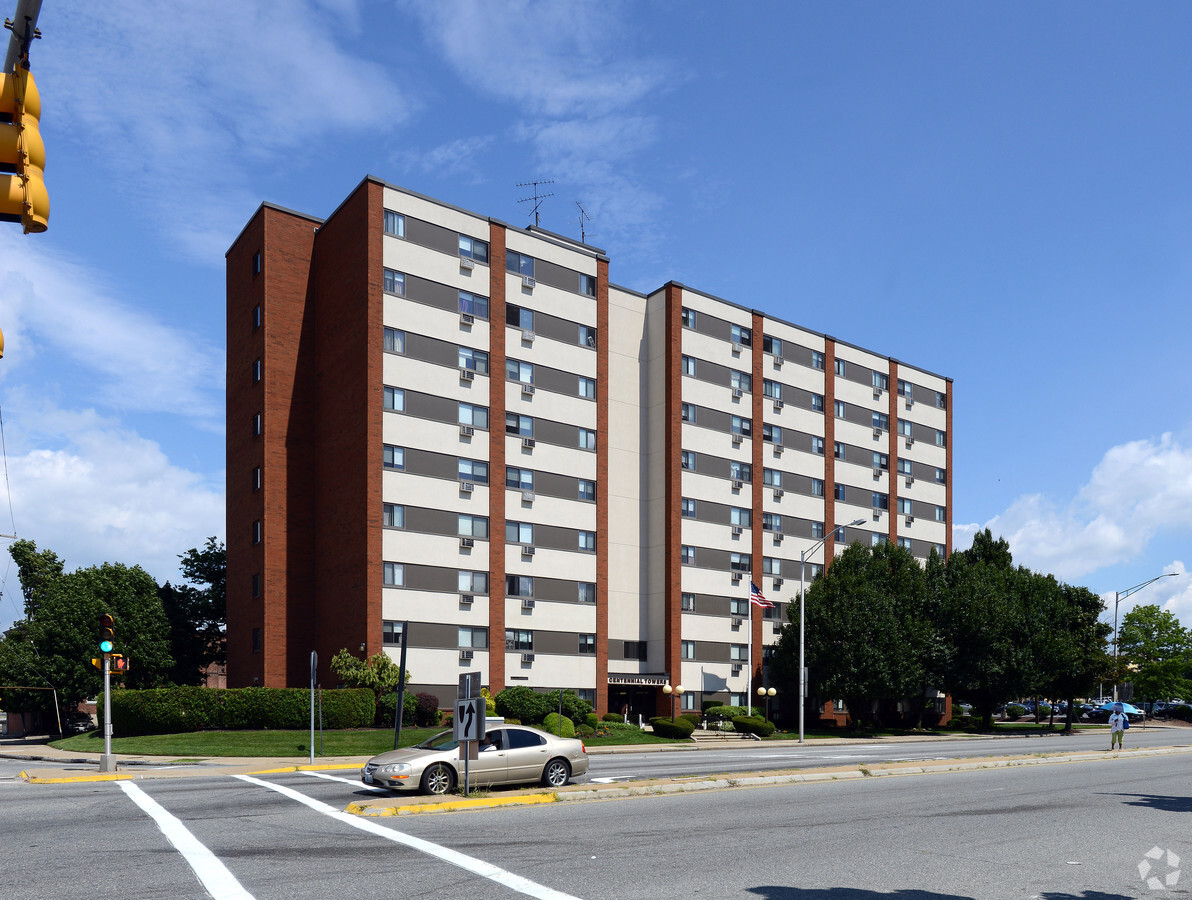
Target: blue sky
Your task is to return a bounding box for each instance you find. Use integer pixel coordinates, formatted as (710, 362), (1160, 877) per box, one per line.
(1, 1), (1190, 633)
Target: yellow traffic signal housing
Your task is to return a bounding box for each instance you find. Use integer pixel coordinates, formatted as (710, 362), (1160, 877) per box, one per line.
(0, 66), (48, 233)
(98, 613), (116, 654)
(111, 655), (129, 673)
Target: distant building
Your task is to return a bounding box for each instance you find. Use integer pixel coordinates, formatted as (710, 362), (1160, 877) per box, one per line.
(225, 178), (952, 719)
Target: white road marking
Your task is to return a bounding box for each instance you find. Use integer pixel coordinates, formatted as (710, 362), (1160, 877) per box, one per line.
(236, 774), (580, 900)
(119, 782), (254, 900)
(300, 770), (390, 792)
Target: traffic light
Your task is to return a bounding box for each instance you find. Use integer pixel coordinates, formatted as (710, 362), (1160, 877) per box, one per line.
(111, 655), (129, 673)
(0, 64), (48, 233)
(98, 613), (115, 654)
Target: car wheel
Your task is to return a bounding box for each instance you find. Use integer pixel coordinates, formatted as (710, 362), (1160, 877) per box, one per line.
(420, 763), (456, 796)
(541, 758), (571, 788)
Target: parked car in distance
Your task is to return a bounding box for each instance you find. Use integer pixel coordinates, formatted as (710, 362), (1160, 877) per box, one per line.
(361, 724), (589, 795)
(1083, 702), (1144, 723)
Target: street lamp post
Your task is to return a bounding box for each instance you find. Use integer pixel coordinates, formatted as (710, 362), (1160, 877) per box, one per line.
(799, 518), (865, 744)
(1112, 573), (1178, 702)
(757, 685), (775, 722)
(662, 682), (684, 721)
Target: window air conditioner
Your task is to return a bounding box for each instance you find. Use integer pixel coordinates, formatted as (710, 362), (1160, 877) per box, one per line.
(522, 329), (535, 342)
(460, 594), (474, 605)
(460, 368), (475, 381)
(521, 490), (535, 502)
(873, 427), (883, 438)
(731, 571), (742, 582)
(732, 617), (743, 627)
(732, 434), (743, 445)
(773, 488), (784, 499)
(732, 388), (743, 399)
(522, 384), (535, 395)
(460, 312), (474, 326)
(522, 276), (535, 289)
(732, 526), (743, 536)
(906, 436), (915, 448)
(460, 425), (475, 437)
(732, 479), (743, 490)
(732, 342), (744, 354)
(872, 510), (882, 521)
(731, 664), (742, 675)
(459, 649), (474, 660)
(522, 598), (536, 609)
(460, 257), (475, 270)
(773, 356), (783, 368)
(905, 515), (915, 525)
(773, 444), (783, 456)
(774, 532), (784, 544)
(774, 400), (784, 411)
(906, 475), (914, 487)
(521, 652), (535, 663)
(522, 545), (535, 556)
(460, 481), (475, 493)
(874, 388), (883, 399)
(774, 578), (784, 588)
(873, 467), (882, 478)
(906, 397), (914, 409)
(522, 437), (535, 449)
(460, 537), (475, 548)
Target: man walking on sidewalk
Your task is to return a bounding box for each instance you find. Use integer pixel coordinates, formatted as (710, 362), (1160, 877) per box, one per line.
(1108, 703), (1128, 751)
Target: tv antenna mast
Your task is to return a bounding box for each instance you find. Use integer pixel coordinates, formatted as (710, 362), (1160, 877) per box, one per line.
(517, 179), (554, 228)
(575, 201), (593, 243)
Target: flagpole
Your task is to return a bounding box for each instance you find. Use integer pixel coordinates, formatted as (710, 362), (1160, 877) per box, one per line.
(747, 589), (752, 710)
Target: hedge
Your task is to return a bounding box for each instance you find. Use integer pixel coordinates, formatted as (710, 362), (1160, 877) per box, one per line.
(649, 716), (695, 739)
(542, 712), (576, 738)
(375, 691), (419, 728)
(704, 705), (763, 720)
(106, 686), (375, 735)
(731, 715), (774, 738)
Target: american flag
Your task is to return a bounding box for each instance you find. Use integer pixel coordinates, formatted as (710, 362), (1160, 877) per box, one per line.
(749, 581), (773, 608)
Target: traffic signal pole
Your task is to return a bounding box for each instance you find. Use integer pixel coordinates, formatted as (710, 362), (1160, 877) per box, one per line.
(99, 652), (114, 772)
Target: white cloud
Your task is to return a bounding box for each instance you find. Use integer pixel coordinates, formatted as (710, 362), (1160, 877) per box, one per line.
(397, 135), (497, 181)
(41, 0), (410, 261)
(981, 433), (1192, 581)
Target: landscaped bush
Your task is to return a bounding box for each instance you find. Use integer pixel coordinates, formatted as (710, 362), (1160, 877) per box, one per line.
(503, 717), (521, 725)
(585, 713), (599, 729)
(375, 691), (418, 727)
(414, 692), (441, 727)
(702, 699), (721, 713)
(542, 712), (576, 738)
(106, 687), (374, 735)
(680, 713), (701, 728)
(577, 724), (595, 738)
(602, 712), (625, 723)
(649, 716), (695, 739)
(704, 705), (764, 720)
(494, 687), (592, 726)
(732, 716), (775, 737)
(1004, 703), (1027, 721)
(943, 715), (978, 732)
(596, 720), (640, 731)
(1167, 704), (1192, 722)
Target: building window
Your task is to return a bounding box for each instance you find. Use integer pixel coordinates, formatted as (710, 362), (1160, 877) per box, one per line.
(459, 403), (489, 429)
(384, 210), (405, 237)
(729, 552), (750, 572)
(383, 444), (404, 469)
(506, 575), (534, 597)
(898, 458), (913, 476)
(811, 478), (825, 496)
(934, 543), (946, 557)
(458, 235), (489, 263)
(579, 274), (596, 296)
(252, 251), (262, 276)
(578, 531), (596, 552)
(764, 380), (782, 400)
(873, 412), (889, 431)
(681, 593), (695, 611)
(506, 629), (534, 651)
(834, 359), (846, 376)
(935, 505), (946, 522)
(808, 563), (824, 579)
(681, 498), (696, 518)
(681, 450), (695, 470)
(625, 640), (647, 660)
(812, 522), (825, 539)
(731, 598), (747, 615)
(459, 347), (489, 374)
(681, 403), (695, 423)
(872, 492), (889, 511)
(253, 304), (261, 329)
(252, 627), (261, 652)
(811, 436), (824, 455)
(936, 391), (947, 409)
(898, 537), (913, 551)
(252, 520), (262, 544)
(459, 291), (490, 319)
(579, 324), (597, 348)
(253, 466), (262, 491)
(253, 413), (262, 437)
(935, 430), (947, 447)
(762, 512), (781, 532)
(578, 583), (596, 604)
(763, 468), (782, 488)
(834, 441), (845, 459)
(383, 504), (404, 528)
(507, 303), (534, 330)
(681, 307), (696, 328)
(834, 400), (845, 418)
(730, 644), (747, 661)
(458, 514), (489, 539)
(763, 335), (782, 356)
(577, 479), (595, 501)
(384, 327), (405, 353)
(383, 620), (403, 645)
(681, 355), (696, 376)
(507, 359), (534, 383)
(835, 484), (846, 501)
(506, 466), (533, 490)
(579, 634), (596, 655)
(899, 419), (913, 437)
(506, 521), (534, 545)
(872, 372), (889, 391)
(681, 545), (696, 565)
(251, 574), (260, 598)
(578, 376), (596, 399)
(897, 379), (911, 397)
(383, 268), (405, 295)
(731, 416), (751, 437)
(730, 507), (751, 528)
(383, 562), (404, 586)
(811, 350), (824, 370)
(384, 386), (404, 412)
(730, 461), (752, 482)
(731, 324), (751, 346)
(506, 252), (535, 278)
(936, 467), (947, 484)
(871, 533), (883, 548)
(898, 498), (913, 515)
(579, 429), (596, 451)
(459, 570), (489, 593)
(731, 371), (752, 393)
(811, 393), (824, 412)
(252, 359), (261, 384)
(763, 556), (781, 575)
(873, 452), (889, 470)
(459, 626), (488, 649)
(681, 640), (696, 660)
(459, 458), (489, 484)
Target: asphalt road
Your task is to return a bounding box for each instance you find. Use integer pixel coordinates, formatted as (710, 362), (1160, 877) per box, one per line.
(5, 751), (1191, 899)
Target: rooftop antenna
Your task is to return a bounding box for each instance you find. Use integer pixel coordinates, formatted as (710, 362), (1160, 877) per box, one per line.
(517, 179), (554, 228)
(575, 201), (593, 244)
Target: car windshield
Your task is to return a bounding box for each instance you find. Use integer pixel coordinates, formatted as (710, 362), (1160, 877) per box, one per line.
(415, 731), (460, 752)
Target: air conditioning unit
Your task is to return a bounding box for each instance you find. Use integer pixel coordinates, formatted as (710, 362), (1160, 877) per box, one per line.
(905, 397), (914, 409)
(732, 617), (743, 627)
(873, 467), (882, 478)
(521, 384), (535, 396)
(874, 388), (883, 399)
(460, 312), (474, 325)
(522, 329), (535, 342)
(732, 387), (743, 399)
(522, 545), (535, 556)
(522, 598), (536, 609)
(731, 571), (742, 582)
(731, 664), (742, 675)
(460, 368), (475, 381)
(732, 434), (743, 445)
(773, 356), (783, 368)
(773, 623), (782, 634)
(460, 424), (475, 437)
(873, 427), (883, 438)
(460, 537), (475, 548)
(521, 490), (535, 502)
(732, 342), (744, 354)
(872, 510), (882, 521)
(459, 649), (474, 660)
(905, 475), (914, 487)
(774, 578), (784, 588)
(773, 488), (784, 499)
(773, 445), (783, 456)
(731, 479), (743, 490)
(460, 594), (474, 605)
(732, 525), (743, 536)
(905, 436), (915, 448)
(460, 257), (475, 270)
(521, 652), (535, 663)
(522, 276), (535, 289)
(774, 532), (784, 544)
(460, 481), (475, 493)
(905, 515), (915, 525)
(773, 400), (784, 411)
(522, 437), (535, 449)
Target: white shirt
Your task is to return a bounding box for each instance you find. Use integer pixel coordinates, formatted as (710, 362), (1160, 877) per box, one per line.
(1109, 712), (1128, 732)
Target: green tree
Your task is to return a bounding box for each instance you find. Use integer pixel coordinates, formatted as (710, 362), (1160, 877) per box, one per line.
(7, 538), (64, 621)
(158, 538), (226, 685)
(329, 648), (409, 700)
(1044, 584), (1112, 731)
(1117, 604), (1192, 706)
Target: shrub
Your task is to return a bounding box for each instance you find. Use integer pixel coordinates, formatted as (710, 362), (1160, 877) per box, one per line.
(1167, 704), (1192, 722)
(1004, 703), (1027, 721)
(106, 687), (374, 735)
(732, 716), (775, 738)
(494, 686), (591, 726)
(503, 717), (521, 726)
(414, 692), (441, 727)
(585, 713), (599, 729)
(596, 720), (640, 731)
(680, 713), (701, 728)
(542, 713), (576, 738)
(649, 716), (695, 739)
(602, 712), (626, 723)
(701, 699), (721, 713)
(375, 691), (418, 727)
(577, 724), (595, 738)
(944, 715), (978, 732)
(704, 705), (763, 720)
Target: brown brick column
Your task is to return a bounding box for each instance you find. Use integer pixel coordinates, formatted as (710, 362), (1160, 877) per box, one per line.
(595, 257), (610, 715)
(888, 360), (899, 545)
(824, 338), (837, 562)
(945, 379), (954, 557)
(488, 223), (508, 695)
(663, 284), (683, 697)
(750, 311), (764, 695)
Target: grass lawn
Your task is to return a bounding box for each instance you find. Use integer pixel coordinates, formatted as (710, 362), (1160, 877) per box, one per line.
(51, 727), (443, 758)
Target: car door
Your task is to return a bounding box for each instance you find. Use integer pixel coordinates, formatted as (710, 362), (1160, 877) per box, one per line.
(503, 727), (550, 784)
(470, 729), (508, 785)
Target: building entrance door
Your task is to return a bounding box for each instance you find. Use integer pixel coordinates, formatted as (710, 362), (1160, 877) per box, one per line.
(608, 686), (657, 722)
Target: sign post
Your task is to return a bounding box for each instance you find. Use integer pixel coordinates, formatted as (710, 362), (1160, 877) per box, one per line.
(454, 697), (486, 796)
(309, 651), (317, 766)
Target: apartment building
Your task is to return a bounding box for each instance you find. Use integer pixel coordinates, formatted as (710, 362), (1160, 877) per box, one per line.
(226, 177), (952, 719)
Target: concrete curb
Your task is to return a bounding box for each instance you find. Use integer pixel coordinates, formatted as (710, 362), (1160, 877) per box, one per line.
(347, 793), (559, 817)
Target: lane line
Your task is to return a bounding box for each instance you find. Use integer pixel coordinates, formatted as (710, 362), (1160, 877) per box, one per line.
(235, 774), (579, 900)
(300, 770), (390, 792)
(119, 782), (254, 900)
